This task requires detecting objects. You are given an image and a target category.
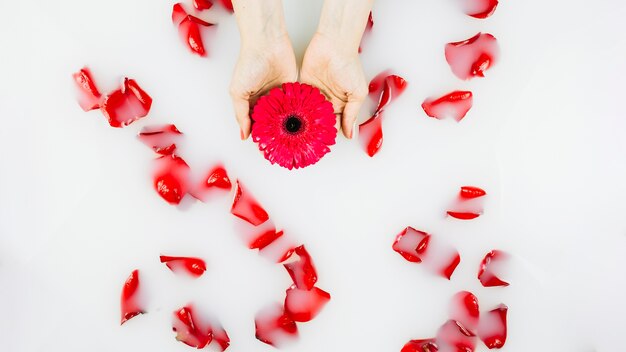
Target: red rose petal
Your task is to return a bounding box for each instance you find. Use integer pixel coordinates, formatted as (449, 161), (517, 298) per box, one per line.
(359, 11), (374, 53)
(375, 75), (408, 113)
(447, 211), (481, 220)
(212, 324), (231, 351)
(204, 165), (232, 190)
(193, 0), (213, 11)
(449, 291), (480, 333)
(401, 339), (439, 352)
(255, 304), (298, 347)
(462, 0), (499, 19)
(478, 304), (508, 349)
(172, 3), (187, 25)
(460, 186), (486, 199)
(422, 91), (473, 122)
(250, 229), (284, 250)
(368, 70), (391, 99)
(73, 67), (102, 111)
(177, 14), (214, 57)
(478, 250), (510, 287)
(359, 113), (383, 157)
(445, 33), (499, 80)
(138, 124), (182, 155)
(259, 235), (296, 263)
(100, 78), (152, 128)
(218, 0), (234, 12)
(436, 320), (476, 352)
(120, 269), (145, 325)
(284, 285), (331, 322)
(283, 245), (317, 290)
(172, 305), (212, 348)
(230, 180), (269, 226)
(153, 154), (191, 205)
(159, 255), (206, 278)
(392, 226), (430, 263)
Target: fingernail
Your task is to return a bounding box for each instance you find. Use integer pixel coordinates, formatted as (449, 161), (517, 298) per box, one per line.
(240, 129), (245, 140)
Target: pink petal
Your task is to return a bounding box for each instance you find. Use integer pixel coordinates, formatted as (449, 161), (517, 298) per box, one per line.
(153, 155), (191, 205)
(255, 303), (298, 347)
(230, 180), (269, 226)
(478, 250), (510, 287)
(100, 78), (152, 128)
(445, 33), (500, 80)
(120, 269), (145, 325)
(436, 320), (477, 352)
(283, 245), (317, 290)
(401, 339), (439, 352)
(138, 124), (182, 155)
(449, 291), (480, 334)
(392, 226), (430, 263)
(461, 0), (499, 19)
(359, 114), (383, 157)
(284, 285), (331, 322)
(477, 304), (508, 349)
(172, 305), (212, 348)
(72, 67), (102, 111)
(422, 91), (473, 122)
(159, 255), (206, 278)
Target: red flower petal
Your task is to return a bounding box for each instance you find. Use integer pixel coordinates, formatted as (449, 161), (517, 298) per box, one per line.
(283, 245), (317, 290)
(204, 165), (232, 190)
(177, 15), (214, 57)
(422, 91), (473, 122)
(375, 75), (408, 113)
(478, 250), (510, 287)
(212, 324), (231, 351)
(447, 211), (481, 220)
(401, 339), (439, 352)
(120, 269), (145, 325)
(250, 229), (284, 250)
(449, 291), (480, 333)
(359, 113), (383, 157)
(138, 124), (182, 155)
(462, 0), (499, 19)
(230, 180), (269, 226)
(193, 0), (213, 11)
(100, 78), (152, 128)
(153, 154), (190, 205)
(172, 305), (213, 348)
(73, 67), (102, 111)
(445, 33), (500, 80)
(368, 70), (391, 99)
(172, 3), (187, 25)
(436, 320), (477, 352)
(359, 11), (374, 53)
(160, 255), (207, 277)
(284, 285), (331, 322)
(478, 304), (508, 349)
(392, 226), (430, 263)
(255, 304), (298, 347)
(218, 0), (234, 12)
(460, 186), (486, 199)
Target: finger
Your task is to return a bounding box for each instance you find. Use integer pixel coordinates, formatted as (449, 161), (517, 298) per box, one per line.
(231, 94), (252, 140)
(341, 98), (364, 139)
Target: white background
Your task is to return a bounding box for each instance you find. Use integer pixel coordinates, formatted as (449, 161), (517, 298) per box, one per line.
(1, 0), (626, 351)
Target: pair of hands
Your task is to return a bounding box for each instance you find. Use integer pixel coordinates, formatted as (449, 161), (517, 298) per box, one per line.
(230, 28), (368, 141)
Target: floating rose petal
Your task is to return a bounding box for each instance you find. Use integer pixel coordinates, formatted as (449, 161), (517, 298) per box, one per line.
(190, 165), (232, 202)
(100, 78), (152, 128)
(392, 226), (430, 263)
(447, 211), (481, 220)
(375, 75), (408, 113)
(259, 234), (296, 263)
(436, 320), (476, 352)
(460, 186), (486, 199)
(73, 67), (102, 111)
(284, 285), (331, 322)
(230, 180), (269, 226)
(449, 291), (480, 334)
(401, 339), (439, 352)
(138, 124), (182, 155)
(160, 255), (206, 278)
(218, 0), (233, 12)
(193, 0), (213, 11)
(461, 0), (499, 19)
(120, 269), (145, 325)
(172, 305), (212, 348)
(422, 91), (473, 122)
(212, 324), (231, 351)
(172, 3), (215, 58)
(284, 245), (317, 290)
(368, 70), (391, 99)
(250, 229), (284, 250)
(172, 3), (187, 25)
(478, 250), (510, 287)
(358, 11), (374, 53)
(255, 303), (298, 347)
(359, 113), (383, 157)
(153, 154), (191, 205)
(478, 304), (508, 349)
(445, 33), (499, 80)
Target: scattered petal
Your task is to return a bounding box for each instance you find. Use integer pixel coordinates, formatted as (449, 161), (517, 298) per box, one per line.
(375, 75), (408, 113)
(447, 211), (481, 220)
(212, 324), (231, 351)
(284, 285), (331, 322)
(436, 320), (476, 352)
(204, 166), (232, 190)
(460, 186), (486, 199)
(478, 250), (510, 287)
(120, 269), (145, 325)
(218, 0), (234, 12)
(172, 305), (212, 348)
(392, 227), (460, 279)
(174, 9), (214, 57)
(230, 180), (269, 226)
(461, 0), (499, 19)
(392, 226), (430, 263)
(449, 291), (480, 333)
(283, 245), (317, 290)
(250, 229), (284, 250)
(73, 67), (102, 111)
(160, 255), (207, 278)
(193, 0), (213, 11)
(100, 78), (152, 128)
(368, 70), (391, 99)
(172, 3), (187, 25)
(255, 303), (298, 347)
(153, 154), (191, 205)
(358, 11), (374, 53)
(445, 33), (500, 80)
(477, 304), (508, 349)
(401, 339), (439, 352)
(359, 113), (383, 157)
(422, 91), (473, 122)
(138, 124), (182, 155)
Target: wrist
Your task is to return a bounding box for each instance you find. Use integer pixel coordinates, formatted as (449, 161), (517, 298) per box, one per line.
(316, 0), (373, 54)
(233, 0), (289, 48)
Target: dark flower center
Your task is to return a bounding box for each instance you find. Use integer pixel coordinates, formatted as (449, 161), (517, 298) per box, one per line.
(284, 115), (302, 134)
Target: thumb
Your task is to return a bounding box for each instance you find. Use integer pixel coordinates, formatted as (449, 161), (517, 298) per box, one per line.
(341, 98), (364, 139)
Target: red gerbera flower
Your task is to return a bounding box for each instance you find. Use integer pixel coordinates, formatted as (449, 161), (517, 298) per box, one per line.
(251, 82), (337, 170)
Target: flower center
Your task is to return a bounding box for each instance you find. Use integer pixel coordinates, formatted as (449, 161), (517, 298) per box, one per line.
(284, 115), (302, 134)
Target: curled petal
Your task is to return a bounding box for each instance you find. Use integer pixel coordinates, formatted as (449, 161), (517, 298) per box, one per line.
(449, 291), (480, 333)
(401, 339), (439, 352)
(230, 180), (269, 226)
(193, 0), (213, 11)
(100, 78), (152, 128)
(120, 269), (145, 324)
(447, 211), (481, 220)
(160, 255), (207, 277)
(284, 285), (331, 322)
(392, 226), (430, 263)
(461, 0), (499, 19)
(436, 320), (477, 352)
(138, 124), (182, 155)
(172, 305), (212, 348)
(255, 303), (298, 347)
(250, 229), (284, 250)
(445, 33), (500, 80)
(478, 304), (508, 349)
(422, 91), (473, 122)
(478, 250), (510, 287)
(72, 67), (102, 111)
(359, 114), (383, 157)
(172, 3), (187, 25)
(153, 155), (191, 205)
(283, 245), (317, 290)
(460, 186), (486, 199)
